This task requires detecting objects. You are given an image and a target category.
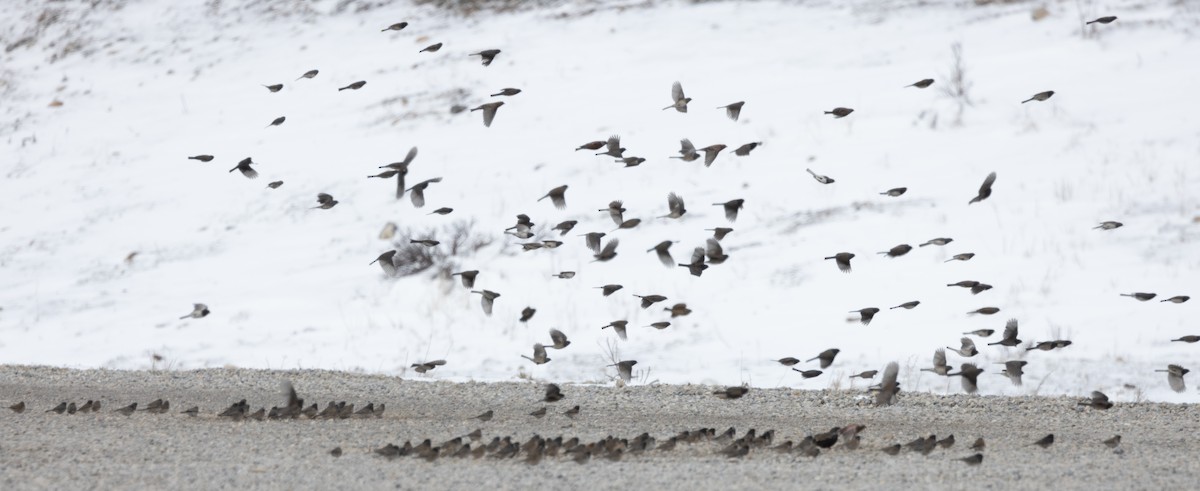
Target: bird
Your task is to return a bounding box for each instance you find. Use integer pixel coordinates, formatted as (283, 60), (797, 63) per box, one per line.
(806, 168), (834, 184)
(1171, 335), (1200, 343)
(825, 107), (854, 118)
(296, 69), (318, 80)
(968, 172), (997, 204)
(564, 405), (581, 418)
(428, 207), (453, 216)
(115, 403), (137, 416)
(920, 238), (953, 247)
(529, 407), (547, 418)
(470, 290), (501, 315)
(548, 329), (571, 349)
(968, 307), (1000, 315)
(522, 344), (551, 365)
(670, 138), (700, 161)
(678, 247), (708, 277)
(451, 270), (479, 288)
(1079, 391), (1113, 410)
(381, 22), (408, 31)
(946, 253), (976, 262)
(472, 410), (494, 422)
(593, 238), (620, 262)
(851, 370), (878, 379)
(663, 81), (690, 112)
(1094, 221), (1123, 230)
(9, 401), (25, 413)
(891, 301), (920, 310)
(825, 252), (855, 273)
(660, 193), (687, 219)
(733, 142), (761, 156)
(709, 227), (734, 240)
(410, 239), (439, 247)
(377, 146), (419, 199)
(412, 360), (446, 374)
(262, 84), (284, 93)
(519, 307), (536, 322)
(949, 363), (984, 393)
(188, 154), (214, 162)
(878, 244), (913, 257)
(999, 360), (1027, 386)
(850, 308), (880, 326)
(538, 185), (568, 209)
(714, 386), (749, 399)
(922, 348), (950, 375)
(989, 319), (1023, 346)
(338, 81), (366, 91)
(330, 447), (342, 458)
(647, 321), (671, 330)
(47, 402), (67, 414)
(1022, 91), (1054, 103)
(1121, 292), (1157, 301)
(634, 294), (667, 309)
(971, 284), (993, 295)
(406, 177), (442, 208)
(1087, 16), (1118, 24)
(964, 329), (993, 337)
(1156, 364), (1190, 392)
(611, 360), (638, 383)
(470, 102), (504, 127)
(714, 199), (744, 222)
(470, 49), (501, 66)
(647, 241), (676, 268)
(596, 284), (624, 297)
(312, 193), (338, 210)
(957, 453), (983, 465)
(718, 101), (744, 121)
(602, 320), (629, 340)
(874, 362), (900, 406)
(267, 181), (283, 189)
(544, 384), (564, 402)
(229, 157), (258, 178)
(704, 238), (729, 264)
(1161, 296), (1190, 304)
(1104, 435), (1122, 448)
(808, 349), (840, 369)
(552, 271), (575, 279)
(906, 78), (935, 89)
(77, 400), (94, 413)
(490, 88), (521, 97)
(577, 140), (606, 152)
(180, 303), (210, 320)
(970, 438), (986, 451)
(880, 187), (907, 197)
(665, 303), (691, 317)
(699, 144), (726, 167)
(1033, 434), (1055, 448)
(774, 357), (801, 366)
(947, 338), (978, 357)
(551, 220), (577, 235)
(181, 406), (199, 417)
(596, 136), (626, 158)
(420, 42), (442, 53)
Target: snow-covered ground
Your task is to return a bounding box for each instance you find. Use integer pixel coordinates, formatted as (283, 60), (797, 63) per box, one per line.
(1, 0), (1198, 402)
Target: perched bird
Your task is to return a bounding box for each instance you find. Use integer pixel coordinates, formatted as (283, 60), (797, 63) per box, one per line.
(115, 403), (137, 416)
(596, 284), (624, 297)
(922, 348), (950, 375)
(714, 199), (744, 222)
(699, 144), (726, 167)
(968, 307), (1000, 315)
(312, 193), (338, 210)
(330, 447), (342, 458)
(1103, 435), (1122, 448)
(949, 363), (984, 393)
(947, 337), (978, 357)
(420, 43), (442, 53)
(1171, 335), (1200, 343)
(181, 406), (199, 417)
(808, 349), (840, 369)
(188, 154), (214, 162)
(733, 142), (761, 156)
(1094, 221), (1123, 230)
(180, 303), (210, 320)
(593, 238), (620, 262)
(296, 69), (318, 80)
(1161, 296), (1190, 304)
(406, 177), (442, 208)
(338, 81), (366, 91)
(850, 308), (880, 326)
(660, 193), (687, 219)
(1033, 434), (1055, 448)
(891, 301), (920, 310)
(906, 78), (935, 89)
(1156, 364), (1190, 393)
(470, 290), (501, 315)
(1121, 292), (1157, 301)
(634, 294), (667, 309)
(647, 241), (676, 268)
(538, 185), (569, 209)
(714, 386), (749, 400)
(806, 168), (834, 184)
(548, 329), (571, 349)
(472, 410), (494, 422)
(920, 238), (953, 247)
(957, 453), (983, 465)
(602, 320), (629, 340)
(612, 360), (638, 383)
(412, 360), (446, 374)
(470, 102), (504, 127)
(576, 140), (606, 152)
(989, 319), (1023, 346)
(519, 307), (536, 322)
(825, 107), (854, 118)
(47, 402), (67, 414)
(874, 362), (901, 406)
(267, 181), (283, 189)
(229, 157), (258, 179)
(529, 407), (547, 418)
(596, 135), (625, 158)
(564, 405), (581, 418)
(544, 384), (564, 402)
(851, 370), (878, 379)
(718, 101), (744, 121)
(470, 49), (501, 66)
(825, 252), (855, 273)
(881, 187), (907, 197)
(1022, 91), (1054, 103)
(968, 171), (997, 204)
(678, 247), (708, 277)
(77, 400), (94, 413)
(882, 444), (902, 455)
(663, 81), (691, 112)
(1079, 391), (1113, 410)
(522, 344), (551, 365)
(491, 88), (521, 97)
(451, 270), (479, 288)
(9, 401), (25, 413)
(946, 253), (976, 262)
(382, 22), (408, 31)
(878, 244), (913, 257)
(999, 360), (1027, 386)
(1087, 16), (1118, 24)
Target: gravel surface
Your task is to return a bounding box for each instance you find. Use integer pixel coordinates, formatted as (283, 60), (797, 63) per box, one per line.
(1, 366), (1198, 490)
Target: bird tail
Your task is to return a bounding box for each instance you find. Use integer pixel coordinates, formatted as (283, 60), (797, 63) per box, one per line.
(179, 315), (189, 319)
(918, 243), (930, 247)
(1021, 98), (1033, 103)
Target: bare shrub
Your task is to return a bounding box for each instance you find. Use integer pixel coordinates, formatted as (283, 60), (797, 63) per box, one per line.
(938, 42), (974, 127)
(386, 219), (492, 280)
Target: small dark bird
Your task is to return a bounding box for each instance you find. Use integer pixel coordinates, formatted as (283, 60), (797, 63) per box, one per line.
(538, 185), (568, 209)
(491, 88), (521, 97)
(666, 303), (692, 318)
(451, 270), (479, 288)
(957, 453), (983, 465)
(338, 81), (366, 91)
(267, 181), (283, 189)
(946, 253), (976, 262)
(949, 363), (984, 393)
(412, 360), (446, 374)
(181, 406), (199, 417)
(647, 240), (676, 268)
(733, 142), (761, 156)
(969, 171), (997, 204)
(891, 301), (920, 310)
(851, 308), (880, 326)
(47, 402), (67, 414)
(1094, 221), (1123, 230)
(808, 348), (840, 369)
(1103, 435), (1122, 448)
(470, 102), (504, 127)
(596, 136), (626, 158)
(719, 101), (744, 121)
(714, 199), (744, 222)
(471, 290), (501, 315)
(330, 447), (342, 457)
(970, 438), (986, 451)
(948, 337), (978, 357)
(115, 403), (137, 416)
(1171, 335), (1200, 343)
(1161, 296), (1190, 304)
(406, 177), (442, 208)
(989, 319), (1023, 346)
(602, 320), (629, 340)
(548, 329), (571, 349)
(634, 294), (667, 309)
(968, 307), (1000, 315)
(1121, 292), (1157, 301)
(472, 410), (494, 422)
(313, 193), (338, 209)
(577, 140), (606, 152)
(1079, 391), (1113, 410)
(9, 401), (25, 413)
(266, 116), (286, 127)
(663, 81), (691, 112)
(881, 187), (907, 197)
(825, 107), (854, 118)
(678, 248), (710, 277)
(1000, 360), (1027, 386)
(552, 220), (577, 235)
(77, 400), (94, 413)
(825, 252), (855, 273)
(775, 357), (801, 366)
(671, 138), (700, 162)
(296, 69), (318, 80)
(519, 306), (536, 322)
(647, 321), (671, 330)
(544, 383), (564, 402)
(704, 238), (729, 264)
(878, 244), (913, 257)
(553, 271), (575, 279)
(792, 369), (823, 379)
(470, 49), (501, 66)
(523, 344), (551, 365)
(428, 207), (453, 215)
(564, 405), (581, 418)
(180, 303), (210, 320)
(596, 284), (623, 297)
(920, 237), (953, 247)
(1156, 364), (1190, 393)
(612, 360), (638, 383)
(410, 239), (439, 247)
(593, 238), (620, 262)
(922, 348), (950, 375)
(714, 386), (749, 399)
(699, 144), (726, 167)
(378, 146), (419, 199)
(1033, 434), (1054, 448)
(1022, 91), (1055, 103)
(229, 157), (258, 179)
(420, 42), (442, 53)
(851, 370), (878, 379)
(529, 407), (547, 418)
(806, 168), (834, 184)
(874, 362), (900, 406)
(382, 22), (408, 32)
(882, 444), (902, 455)
(906, 78), (935, 89)
(1087, 16), (1117, 24)
(188, 155), (214, 162)
(709, 227), (734, 240)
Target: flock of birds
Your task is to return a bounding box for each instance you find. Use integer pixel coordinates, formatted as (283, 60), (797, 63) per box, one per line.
(171, 13), (1198, 403)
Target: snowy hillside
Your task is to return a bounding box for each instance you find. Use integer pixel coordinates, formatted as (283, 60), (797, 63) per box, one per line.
(2, 0), (1198, 402)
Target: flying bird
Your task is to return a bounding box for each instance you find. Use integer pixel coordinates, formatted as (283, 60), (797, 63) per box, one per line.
(548, 329), (571, 349)
(312, 193), (338, 209)
(370, 250), (398, 276)
(660, 193), (687, 219)
(263, 84), (283, 93)
(470, 102), (504, 127)
(451, 270), (479, 288)
(678, 247), (708, 277)
(878, 244), (912, 257)
(922, 348), (950, 375)
(538, 185), (569, 209)
(988, 319), (1022, 346)
(700, 144), (726, 167)
(891, 301), (920, 310)
(850, 308), (880, 325)
(714, 199), (744, 222)
(648, 240), (676, 268)
(718, 101), (744, 121)
(188, 155), (214, 162)
(824, 107), (854, 118)
(596, 135), (625, 158)
(382, 22), (408, 31)
(602, 320), (629, 340)
(1022, 91), (1054, 103)
(947, 337), (978, 357)
(1087, 16), (1117, 24)
(999, 360), (1027, 386)
(491, 88), (521, 97)
(874, 362), (900, 406)
(808, 349), (840, 369)
(420, 42), (442, 53)
(338, 81), (366, 91)
(593, 238), (619, 262)
(1121, 292), (1157, 301)
(948, 363), (984, 393)
(880, 187), (907, 197)
(1156, 364), (1190, 393)
(663, 81), (691, 112)
(807, 168), (834, 184)
(733, 142), (761, 156)
(1094, 221), (1123, 230)
(522, 344), (551, 365)
(825, 252), (855, 273)
(378, 146), (418, 199)
(471, 290), (501, 315)
(611, 360), (638, 383)
(905, 78), (934, 89)
(296, 69), (318, 80)
(180, 303), (210, 320)
(470, 49), (501, 66)
(968, 172), (997, 204)
(671, 139), (700, 162)
(634, 294), (667, 309)
(406, 177), (442, 208)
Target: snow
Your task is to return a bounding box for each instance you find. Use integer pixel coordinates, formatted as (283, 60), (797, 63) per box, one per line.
(1, 0), (1198, 402)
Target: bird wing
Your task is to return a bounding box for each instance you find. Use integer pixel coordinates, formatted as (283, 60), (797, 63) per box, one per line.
(671, 81), (685, 103)
(655, 247), (674, 268)
(679, 139), (695, 153)
(480, 295), (493, 315)
(705, 238), (724, 258)
(606, 135), (621, 153)
(549, 329), (568, 347)
(533, 343), (547, 360)
(403, 146), (418, 165)
(1004, 319), (1018, 341)
(482, 105), (499, 127)
(600, 238), (620, 256)
(667, 192), (684, 214)
(933, 348), (947, 368)
(979, 172), (997, 193)
(724, 202), (739, 222)
(961, 337), (975, 350)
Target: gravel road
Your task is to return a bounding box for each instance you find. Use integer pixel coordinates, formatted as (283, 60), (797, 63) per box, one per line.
(1, 366), (1197, 490)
